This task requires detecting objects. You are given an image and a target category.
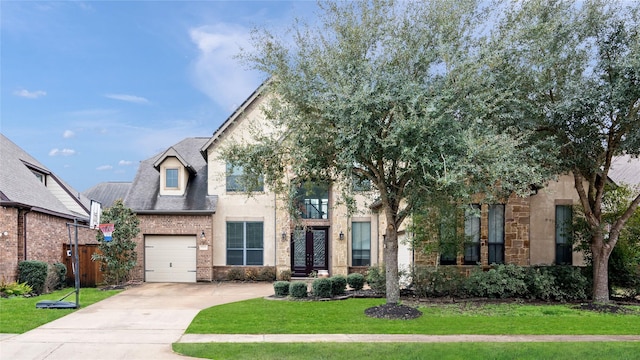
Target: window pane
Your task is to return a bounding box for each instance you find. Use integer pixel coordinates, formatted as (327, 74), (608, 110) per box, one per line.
(297, 183), (329, 219)
(227, 250), (243, 265)
(464, 204), (480, 264)
(488, 204), (505, 264)
(352, 222), (371, 266)
(226, 163), (264, 192)
(226, 222), (244, 248)
(246, 222), (263, 249)
(555, 205), (573, 265)
(166, 169), (178, 188)
(246, 250), (263, 265)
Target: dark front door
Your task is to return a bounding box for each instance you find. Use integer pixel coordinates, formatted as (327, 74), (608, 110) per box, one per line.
(291, 228), (328, 277)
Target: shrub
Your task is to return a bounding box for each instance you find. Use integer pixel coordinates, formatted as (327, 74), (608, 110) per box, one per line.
(524, 266), (557, 301)
(0, 281), (33, 297)
(412, 266), (466, 298)
(18, 260), (48, 295)
(466, 264), (528, 298)
(44, 262), (68, 293)
(227, 268), (245, 281)
(244, 268), (259, 281)
(257, 267), (277, 281)
(366, 265), (386, 294)
(312, 278), (332, 298)
(289, 281), (308, 298)
(273, 281), (290, 297)
(347, 273), (365, 291)
(546, 265), (588, 301)
(278, 270), (292, 281)
(329, 275), (347, 296)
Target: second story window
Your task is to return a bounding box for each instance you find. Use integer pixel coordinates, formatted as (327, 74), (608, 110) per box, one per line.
(226, 163), (264, 192)
(165, 168), (178, 188)
(296, 182), (329, 219)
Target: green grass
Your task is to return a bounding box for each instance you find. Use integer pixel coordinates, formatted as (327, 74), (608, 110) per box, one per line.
(185, 298), (640, 335)
(172, 342), (640, 360)
(0, 287), (121, 333)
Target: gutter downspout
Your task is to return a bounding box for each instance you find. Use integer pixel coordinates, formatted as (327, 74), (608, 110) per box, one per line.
(22, 209), (31, 261)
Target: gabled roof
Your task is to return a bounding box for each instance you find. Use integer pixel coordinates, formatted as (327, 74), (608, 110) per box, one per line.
(152, 147), (196, 175)
(83, 182), (132, 209)
(124, 137), (217, 214)
(609, 155), (640, 187)
(0, 133), (90, 219)
(199, 79), (269, 159)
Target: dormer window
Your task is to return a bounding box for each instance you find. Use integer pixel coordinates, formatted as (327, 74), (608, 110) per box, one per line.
(32, 170), (45, 184)
(165, 168), (179, 188)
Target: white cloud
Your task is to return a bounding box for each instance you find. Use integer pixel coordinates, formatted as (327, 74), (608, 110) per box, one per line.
(189, 24), (263, 110)
(104, 94), (150, 104)
(14, 89), (47, 99)
(63, 130), (75, 138)
(96, 165), (113, 171)
(49, 148), (76, 156)
(118, 160), (133, 166)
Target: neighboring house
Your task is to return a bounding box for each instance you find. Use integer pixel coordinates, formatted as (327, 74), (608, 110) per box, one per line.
(0, 134), (96, 283)
(83, 182), (131, 208)
(87, 85), (640, 284)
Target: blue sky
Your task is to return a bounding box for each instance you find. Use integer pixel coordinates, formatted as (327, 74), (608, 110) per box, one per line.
(1, 1), (317, 192)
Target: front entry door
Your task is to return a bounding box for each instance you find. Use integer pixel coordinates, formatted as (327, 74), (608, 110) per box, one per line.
(291, 228), (328, 277)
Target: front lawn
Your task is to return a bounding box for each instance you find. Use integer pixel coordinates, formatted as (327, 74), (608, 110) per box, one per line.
(172, 342), (640, 360)
(0, 287), (122, 333)
(185, 298), (640, 335)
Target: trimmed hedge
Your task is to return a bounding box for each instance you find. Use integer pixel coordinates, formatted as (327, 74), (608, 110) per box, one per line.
(330, 275), (347, 296)
(289, 281), (308, 298)
(312, 278), (332, 298)
(274, 281), (290, 297)
(18, 260), (48, 295)
(347, 273), (365, 291)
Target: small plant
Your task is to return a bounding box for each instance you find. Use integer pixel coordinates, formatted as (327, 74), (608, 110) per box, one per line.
(330, 275), (347, 296)
(309, 270), (318, 278)
(289, 281), (308, 298)
(312, 278), (332, 298)
(18, 260), (48, 295)
(227, 268), (245, 281)
(278, 270), (292, 281)
(366, 265), (386, 294)
(347, 273), (365, 291)
(273, 281), (290, 297)
(244, 268), (259, 281)
(257, 267), (276, 281)
(0, 281), (33, 297)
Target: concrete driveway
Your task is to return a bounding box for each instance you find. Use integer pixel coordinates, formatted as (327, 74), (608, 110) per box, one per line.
(0, 282), (274, 360)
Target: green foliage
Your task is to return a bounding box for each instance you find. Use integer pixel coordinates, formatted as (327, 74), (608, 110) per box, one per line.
(273, 281), (290, 297)
(289, 281), (308, 298)
(412, 266), (466, 298)
(278, 270), (292, 281)
(226, 268), (245, 281)
(0, 281), (33, 297)
(366, 265), (386, 294)
(312, 278), (332, 298)
(257, 267), (277, 281)
(44, 262), (67, 293)
(329, 275), (347, 296)
(91, 200), (140, 286)
(18, 260), (48, 295)
(346, 273), (365, 291)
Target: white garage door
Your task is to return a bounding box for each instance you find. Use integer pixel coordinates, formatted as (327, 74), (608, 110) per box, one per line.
(145, 235), (197, 283)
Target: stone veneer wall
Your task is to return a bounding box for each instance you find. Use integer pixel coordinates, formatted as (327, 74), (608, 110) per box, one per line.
(0, 207), (96, 282)
(133, 214), (213, 282)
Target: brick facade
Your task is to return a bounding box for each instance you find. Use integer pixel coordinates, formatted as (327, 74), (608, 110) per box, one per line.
(0, 207), (97, 282)
(133, 214), (213, 282)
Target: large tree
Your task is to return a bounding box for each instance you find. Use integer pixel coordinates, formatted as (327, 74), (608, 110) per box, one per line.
(485, 0), (640, 302)
(224, 0), (541, 304)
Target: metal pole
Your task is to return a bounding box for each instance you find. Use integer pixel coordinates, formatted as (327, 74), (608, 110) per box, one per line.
(74, 218), (80, 307)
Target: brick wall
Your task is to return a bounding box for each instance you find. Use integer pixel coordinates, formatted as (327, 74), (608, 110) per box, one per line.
(134, 214), (213, 282)
(0, 207), (97, 282)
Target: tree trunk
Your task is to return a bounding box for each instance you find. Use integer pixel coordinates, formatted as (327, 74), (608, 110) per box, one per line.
(383, 225), (400, 304)
(591, 233), (612, 303)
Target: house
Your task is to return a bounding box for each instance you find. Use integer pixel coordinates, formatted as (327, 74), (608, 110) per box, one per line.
(87, 85), (640, 283)
(0, 134), (96, 283)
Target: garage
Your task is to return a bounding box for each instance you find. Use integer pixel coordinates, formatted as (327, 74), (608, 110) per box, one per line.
(145, 235), (197, 283)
